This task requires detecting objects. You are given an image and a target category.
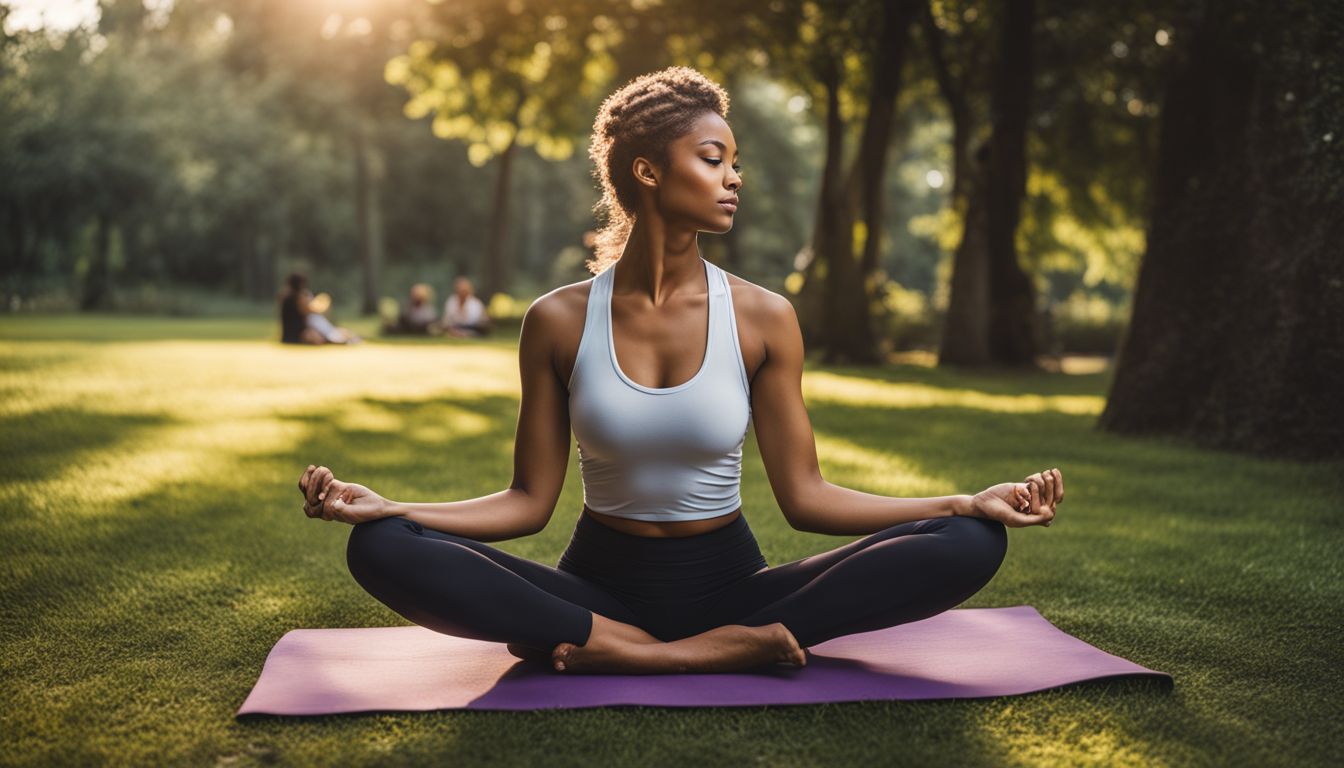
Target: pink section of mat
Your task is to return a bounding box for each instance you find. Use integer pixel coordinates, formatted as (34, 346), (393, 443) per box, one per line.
(236, 605), (1170, 716)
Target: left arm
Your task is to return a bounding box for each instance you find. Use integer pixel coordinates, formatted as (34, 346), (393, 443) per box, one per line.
(748, 292), (1059, 535)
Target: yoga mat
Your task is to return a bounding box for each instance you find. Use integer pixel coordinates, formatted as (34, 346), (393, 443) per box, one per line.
(236, 605), (1170, 716)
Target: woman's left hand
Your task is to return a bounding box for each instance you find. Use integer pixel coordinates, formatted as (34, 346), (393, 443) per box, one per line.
(970, 467), (1063, 528)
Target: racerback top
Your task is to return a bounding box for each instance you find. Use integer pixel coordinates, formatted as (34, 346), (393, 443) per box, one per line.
(567, 257), (752, 521)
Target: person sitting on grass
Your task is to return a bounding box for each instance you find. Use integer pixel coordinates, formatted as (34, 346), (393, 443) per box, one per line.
(297, 66), (1062, 675)
(278, 272), (360, 345)
(442, 276), (491, 338)
(383, 283), (438, 336)
(278, 272), (324, 345)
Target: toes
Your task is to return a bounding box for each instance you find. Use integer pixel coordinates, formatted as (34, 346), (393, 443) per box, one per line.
(551, 642), (574, 672)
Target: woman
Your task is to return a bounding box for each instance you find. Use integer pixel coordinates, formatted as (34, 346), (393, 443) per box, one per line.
(298, 67), (1062, 675)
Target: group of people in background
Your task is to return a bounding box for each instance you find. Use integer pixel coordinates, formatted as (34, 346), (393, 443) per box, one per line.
(277, 272), (490, 345)
(383, 276), (492, 339)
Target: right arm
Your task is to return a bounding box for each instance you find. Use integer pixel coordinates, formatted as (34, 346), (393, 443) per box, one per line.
(299, 295), (573, 541)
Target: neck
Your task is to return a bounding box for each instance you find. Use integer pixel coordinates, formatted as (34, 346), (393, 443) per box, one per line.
(615, 216), (704, 306)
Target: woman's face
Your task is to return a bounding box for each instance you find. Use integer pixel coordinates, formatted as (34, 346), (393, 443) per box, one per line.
(635, 111), (743, 234)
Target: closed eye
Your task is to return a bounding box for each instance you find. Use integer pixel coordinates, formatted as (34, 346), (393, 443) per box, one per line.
(705, 158), (743, 171)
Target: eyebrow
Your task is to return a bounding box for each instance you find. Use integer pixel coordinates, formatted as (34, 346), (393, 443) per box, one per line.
(698, 139), (739, 156)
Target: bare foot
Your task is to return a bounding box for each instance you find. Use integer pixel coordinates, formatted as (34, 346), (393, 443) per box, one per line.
(508, 613), (659, 664)
(552, 621), (806, 675)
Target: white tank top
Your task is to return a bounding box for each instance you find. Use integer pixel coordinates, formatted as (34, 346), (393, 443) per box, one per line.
(567, 257), (752, 521)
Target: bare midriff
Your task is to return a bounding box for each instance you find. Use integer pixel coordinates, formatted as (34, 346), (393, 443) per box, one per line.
(583, 504), (742, 538)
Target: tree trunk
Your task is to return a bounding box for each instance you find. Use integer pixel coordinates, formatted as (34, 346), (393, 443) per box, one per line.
(806, 54), (866, 364)
(855, 0), (920, 281)
(922, 0), (994, 366)
(984, 0), (1038, 367)
(81, 213), (112, 311)
(939, 149), (993, 365)
(353, 120), (384, 316)
(482, 133), (518, 303)
(813, 0), (920, 367)
(1099, 0), (1344, 458)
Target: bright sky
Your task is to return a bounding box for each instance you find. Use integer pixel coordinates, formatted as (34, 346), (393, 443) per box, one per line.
(3, 0), (177, 32)
(4, 0), (100, 32)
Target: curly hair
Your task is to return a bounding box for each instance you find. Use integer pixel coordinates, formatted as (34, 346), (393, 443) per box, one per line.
(585, 66), (731, 275)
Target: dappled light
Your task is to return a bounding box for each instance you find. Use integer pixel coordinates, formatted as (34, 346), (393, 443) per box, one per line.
(803, 370), (1105, 416)
(2, 317), (1341, 764)
(2, 0), (1341, 764)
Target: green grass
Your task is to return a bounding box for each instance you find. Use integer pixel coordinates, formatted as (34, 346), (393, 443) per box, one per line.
(2, 314), (1340, 767)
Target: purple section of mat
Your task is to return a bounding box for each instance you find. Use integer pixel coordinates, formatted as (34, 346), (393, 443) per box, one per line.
(236, 605), (1170, 715)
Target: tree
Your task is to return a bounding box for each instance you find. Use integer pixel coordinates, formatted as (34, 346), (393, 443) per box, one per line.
(1099, 0), (1344, 458)
(930, 0), (1038, 366)
(772, 0), (922, 364)
(388, 0), (621, 302)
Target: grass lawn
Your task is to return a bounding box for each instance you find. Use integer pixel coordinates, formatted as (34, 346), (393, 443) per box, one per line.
(1, 314), (1340, 767)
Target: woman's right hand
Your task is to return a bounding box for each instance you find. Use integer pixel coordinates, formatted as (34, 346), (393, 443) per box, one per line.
(298, 464), (389, 524)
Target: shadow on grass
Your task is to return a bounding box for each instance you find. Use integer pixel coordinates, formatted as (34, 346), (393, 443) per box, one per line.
(0, 407), (174, 483)
(5, 359), (1341, 765)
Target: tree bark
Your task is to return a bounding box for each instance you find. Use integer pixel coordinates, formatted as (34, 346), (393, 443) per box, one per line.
(984, 0), (1038, 366)
(809, 53), (867, 364)
(939, 148), (993, 365)
(1099, 0), (1344, 458)
(807, 1), (920, 365)
(923, 2), (994, 366)
(855, 0), (919, 280)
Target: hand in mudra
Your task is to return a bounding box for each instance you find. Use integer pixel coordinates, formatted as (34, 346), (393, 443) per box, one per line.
(298, 464), (388, 524)
(971, 467), (1063, 528)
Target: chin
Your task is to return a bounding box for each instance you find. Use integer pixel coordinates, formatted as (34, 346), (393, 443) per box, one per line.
(705, 215), (735, 234)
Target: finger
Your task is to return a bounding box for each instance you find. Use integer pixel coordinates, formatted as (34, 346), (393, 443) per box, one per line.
(304, 468), (322, 506)
(324, 478), (347, 503)
(1053, 468), (1064, 504)
(1030, 479), (1043, 515)
(1038, 470), (1055, 507)
(1025, 472), (1044, 499)
(1008, 505), (1040, 528)
(299, 465), (315, 493)
(320, 470), (337, 497)
(310, 467), (332, 505)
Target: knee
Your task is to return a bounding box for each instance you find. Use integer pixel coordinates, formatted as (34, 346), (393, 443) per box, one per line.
(944, 515), (1007, 583)
(346, 515), (422, 584)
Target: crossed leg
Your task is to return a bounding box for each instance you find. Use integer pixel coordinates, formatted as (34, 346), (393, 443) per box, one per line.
(344, 513), (1005, 673)
(700, 514), (1009, 648)
(345, 516), (640, 649)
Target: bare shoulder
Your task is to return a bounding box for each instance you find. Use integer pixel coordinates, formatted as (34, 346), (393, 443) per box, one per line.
(526, 278), (593, 329)
(720, 271), (799, 378)
(524, 276), (598, 382)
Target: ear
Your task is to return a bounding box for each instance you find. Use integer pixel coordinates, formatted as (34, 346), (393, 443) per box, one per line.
(631, 157), (659, 191)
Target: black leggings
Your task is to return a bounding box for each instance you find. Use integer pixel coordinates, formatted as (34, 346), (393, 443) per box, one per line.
(345, 509), (1007, 650)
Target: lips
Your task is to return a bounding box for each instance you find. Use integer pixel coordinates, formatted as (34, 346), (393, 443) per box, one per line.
(718, 196), (739, 213)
